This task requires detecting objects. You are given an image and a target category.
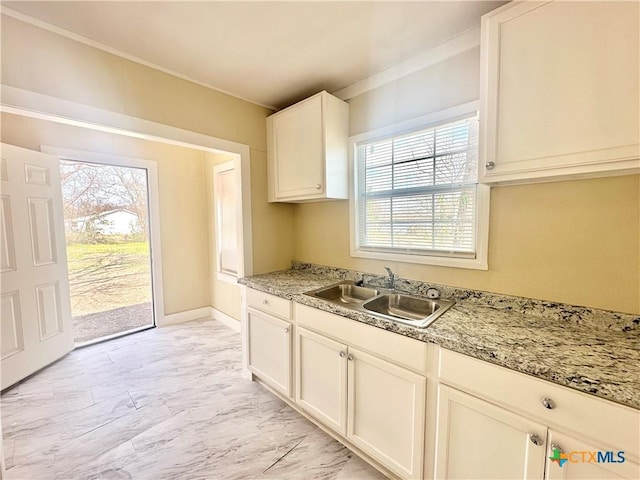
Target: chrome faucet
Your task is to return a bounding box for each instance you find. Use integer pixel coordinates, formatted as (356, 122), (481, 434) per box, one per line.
(384, 266), (397, 290)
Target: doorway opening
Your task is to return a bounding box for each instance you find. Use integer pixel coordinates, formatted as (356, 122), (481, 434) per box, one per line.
(59, 160), (155, 345)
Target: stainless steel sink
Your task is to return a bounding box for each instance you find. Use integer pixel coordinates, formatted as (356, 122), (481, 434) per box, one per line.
(304, 281), (454, 328)
(307, 282), (379, 304)
(362, 294), (454, 328)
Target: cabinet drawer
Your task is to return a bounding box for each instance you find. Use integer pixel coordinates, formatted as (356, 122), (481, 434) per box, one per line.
(439, 348), (639, 455)
(247, 288), (291, 320)
(295, 303), (428, 374)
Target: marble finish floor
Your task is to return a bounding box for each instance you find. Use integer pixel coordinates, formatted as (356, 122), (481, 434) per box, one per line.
(1, 319), (387, 480)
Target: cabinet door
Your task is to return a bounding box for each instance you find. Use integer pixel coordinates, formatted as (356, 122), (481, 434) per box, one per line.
(347, 347), (426, 479)
(480, 1), (639, 183)
(435, 385), (546, 480)
(295, 327), (347, 435)
(247, 308), (291, 397)
(546, 430), (640, 480)
(272, 94), (324, 199)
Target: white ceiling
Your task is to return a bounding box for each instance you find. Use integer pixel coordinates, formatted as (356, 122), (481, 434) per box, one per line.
(3, 1), (506, 110)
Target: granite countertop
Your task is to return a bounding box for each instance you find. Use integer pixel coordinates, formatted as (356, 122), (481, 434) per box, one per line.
(239, 263), (640, 410)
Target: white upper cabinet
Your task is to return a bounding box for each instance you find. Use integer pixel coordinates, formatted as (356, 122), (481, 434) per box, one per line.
(267, 91), (349, 202)
(479, 1), (640, 184)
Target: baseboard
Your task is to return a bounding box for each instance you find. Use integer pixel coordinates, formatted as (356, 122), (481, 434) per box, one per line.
(159, 307), (241, 331)
(159, 307), (212, 327)
(211, 308), (241, 333)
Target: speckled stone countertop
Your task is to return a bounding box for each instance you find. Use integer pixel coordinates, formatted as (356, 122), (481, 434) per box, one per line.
(239, 262), (640, 410)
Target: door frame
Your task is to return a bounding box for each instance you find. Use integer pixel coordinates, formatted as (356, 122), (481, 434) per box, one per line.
(42, 146), (165, 331)
(1, 86), (255, 326)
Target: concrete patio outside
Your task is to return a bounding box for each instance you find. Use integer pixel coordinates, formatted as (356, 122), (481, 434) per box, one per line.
(73, 301), (153, 344)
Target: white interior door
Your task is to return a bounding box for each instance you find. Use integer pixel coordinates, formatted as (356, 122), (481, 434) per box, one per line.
(1, 143), (74, 390)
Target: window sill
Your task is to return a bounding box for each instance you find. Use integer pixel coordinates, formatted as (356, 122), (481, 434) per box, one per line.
(350, 248), (488, 270)
(216, 271), (239, 285)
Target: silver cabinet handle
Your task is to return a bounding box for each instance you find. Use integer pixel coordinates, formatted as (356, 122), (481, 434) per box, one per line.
(339, 351), (345, 358)
(529, 433), (543, 446)
(347, 354), (354, 361)
(550, 443), (563, 453)
(262, 299), (268, 305)
(541, 398), (556, 410)
(485, 161), (495, 170)
(284, 328), (289, 334)
(316, 184), (322, 190)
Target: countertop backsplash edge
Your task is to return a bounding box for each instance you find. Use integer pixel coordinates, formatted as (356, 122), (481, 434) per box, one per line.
(289, 261), (639, 332)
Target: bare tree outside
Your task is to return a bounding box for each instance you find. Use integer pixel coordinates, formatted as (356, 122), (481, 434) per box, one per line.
(60, 160), (154, 343)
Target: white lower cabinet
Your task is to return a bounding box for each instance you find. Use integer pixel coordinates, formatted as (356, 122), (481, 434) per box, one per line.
(246, 294), (640, 480)
(435, 385), (547, 479)
(294, 306), (428, 480)
(546, 431), (640, 480)
(295, 327), (347, 435)
(247, 307), (291, 397)
(435, 348), (640, 480)
(347, 347), (426, 479)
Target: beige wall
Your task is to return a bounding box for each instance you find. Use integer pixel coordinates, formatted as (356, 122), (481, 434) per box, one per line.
(1, 15), (296, 317)
(348, 48), (480, 135)
(294, 50), (640, 314)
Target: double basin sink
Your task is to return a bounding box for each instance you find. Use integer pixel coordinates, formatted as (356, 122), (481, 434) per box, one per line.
(304, 281), (455, 328)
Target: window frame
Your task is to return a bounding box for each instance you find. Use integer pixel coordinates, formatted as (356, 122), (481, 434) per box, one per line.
(348, 101), (490, 270)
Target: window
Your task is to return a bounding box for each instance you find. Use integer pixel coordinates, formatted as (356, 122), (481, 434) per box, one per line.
(213, 161), (239, 281)
(350, 105), (489, 270)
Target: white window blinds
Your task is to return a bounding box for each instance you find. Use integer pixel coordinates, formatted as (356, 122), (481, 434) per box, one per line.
(356, 115), (479, 258)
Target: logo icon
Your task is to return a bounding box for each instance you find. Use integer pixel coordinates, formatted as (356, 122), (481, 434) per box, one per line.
(549, 448), (568, 467)
(549, 448), (625, 467)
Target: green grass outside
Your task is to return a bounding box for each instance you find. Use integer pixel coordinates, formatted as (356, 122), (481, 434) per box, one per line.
(67, 241), (150, 257)
(66, 241), (152, 316)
